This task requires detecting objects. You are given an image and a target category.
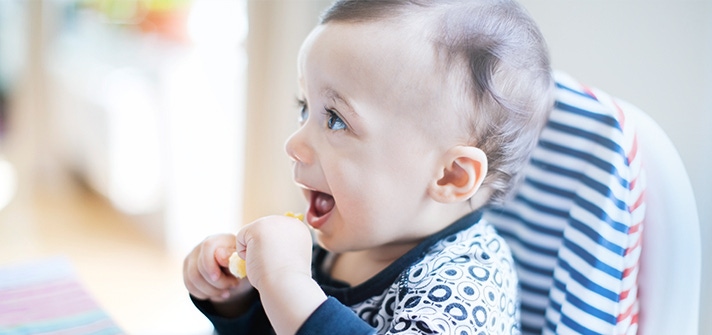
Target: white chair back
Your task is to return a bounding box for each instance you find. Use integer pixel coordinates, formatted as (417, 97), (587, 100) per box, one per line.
(619, 98), (701, 335)
(485, 72), (699, 335)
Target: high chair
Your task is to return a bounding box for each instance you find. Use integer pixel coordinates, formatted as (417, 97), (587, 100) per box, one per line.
(483, 71), (701, 335)
(622, 98), (700, 335)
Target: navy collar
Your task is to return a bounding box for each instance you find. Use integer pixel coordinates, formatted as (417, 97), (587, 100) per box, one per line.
(313, 210), (484, 305)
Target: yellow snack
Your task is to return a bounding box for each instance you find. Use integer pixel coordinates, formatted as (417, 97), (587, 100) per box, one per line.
(284, 211), (305, 221)
(228, 252), (247, 279)
(228, 212), (304, 279)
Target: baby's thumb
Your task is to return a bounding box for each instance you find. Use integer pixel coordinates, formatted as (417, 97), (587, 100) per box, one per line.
(214, 247), (234, 268)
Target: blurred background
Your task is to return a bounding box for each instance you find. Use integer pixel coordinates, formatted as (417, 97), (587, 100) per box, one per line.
(0, 0), (709, 334)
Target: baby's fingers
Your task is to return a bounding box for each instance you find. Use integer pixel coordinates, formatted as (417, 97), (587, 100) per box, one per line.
(195, 235), (238, 285)
(197, 246), (224, 283)
(184, 256), (230, 300)
(215, 247), (234, 268)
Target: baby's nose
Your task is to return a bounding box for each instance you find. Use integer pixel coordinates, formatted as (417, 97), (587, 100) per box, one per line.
(284, 127), (312, 164)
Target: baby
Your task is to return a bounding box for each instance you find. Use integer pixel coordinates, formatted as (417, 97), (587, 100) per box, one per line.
(183, 0), (553, 334)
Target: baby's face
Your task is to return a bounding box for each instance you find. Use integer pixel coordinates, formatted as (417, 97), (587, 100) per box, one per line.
(285, 18), (468, 254)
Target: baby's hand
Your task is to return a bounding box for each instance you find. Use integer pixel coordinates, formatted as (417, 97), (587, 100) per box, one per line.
(182, 234), (253, 303)
(228, 212), (304, 279)
(236, 214), (326, 334)
(235, 214), (313, 291)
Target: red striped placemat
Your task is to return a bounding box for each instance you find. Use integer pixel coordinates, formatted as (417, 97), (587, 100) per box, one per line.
(0, 257), (123, 335)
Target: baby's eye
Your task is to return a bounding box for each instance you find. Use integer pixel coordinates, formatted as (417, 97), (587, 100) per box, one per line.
(297, 98), (308, 124)
(325, 109), (347, 131)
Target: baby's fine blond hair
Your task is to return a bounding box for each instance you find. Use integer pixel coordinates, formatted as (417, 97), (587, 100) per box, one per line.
(321, 0), (554, 204)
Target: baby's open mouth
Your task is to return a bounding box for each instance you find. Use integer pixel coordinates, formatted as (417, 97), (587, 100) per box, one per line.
(310, 191), (335, 219)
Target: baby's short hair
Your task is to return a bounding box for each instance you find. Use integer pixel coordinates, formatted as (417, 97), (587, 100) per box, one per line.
(321, 0), (554, 204)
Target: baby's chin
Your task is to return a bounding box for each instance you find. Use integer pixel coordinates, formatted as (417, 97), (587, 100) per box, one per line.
(311, 224), (363, 254)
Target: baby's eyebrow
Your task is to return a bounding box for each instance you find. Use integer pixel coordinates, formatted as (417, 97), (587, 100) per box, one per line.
(323, 88), (359, 119)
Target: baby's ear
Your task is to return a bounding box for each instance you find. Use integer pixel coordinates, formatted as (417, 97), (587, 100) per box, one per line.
(428, 146), (488, 203)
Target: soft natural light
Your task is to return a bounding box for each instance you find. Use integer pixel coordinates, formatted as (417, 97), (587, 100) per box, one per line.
(0, 158), (16, 211)
(102, 67), (163, 215)
(187, 0), (247, 47)
(165, 0), (248, 259)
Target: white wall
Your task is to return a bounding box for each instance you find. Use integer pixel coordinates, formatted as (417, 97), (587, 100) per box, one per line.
(241, 0), (330, 221)
(518, 0), (712, 332)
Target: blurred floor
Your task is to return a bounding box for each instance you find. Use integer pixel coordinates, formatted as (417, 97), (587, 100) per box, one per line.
(0, 182), (213, 335)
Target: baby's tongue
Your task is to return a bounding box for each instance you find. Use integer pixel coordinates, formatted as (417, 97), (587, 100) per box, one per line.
(314, 192), (335, 217)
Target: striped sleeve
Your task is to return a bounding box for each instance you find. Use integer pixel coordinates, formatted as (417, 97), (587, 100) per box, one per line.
(484, 71), (645, 335)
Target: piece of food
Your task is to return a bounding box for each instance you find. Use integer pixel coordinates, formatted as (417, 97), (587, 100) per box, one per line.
(284, 211), (305, 221)
(228, 252), (247, 278)
(228, 212), (304, 278)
